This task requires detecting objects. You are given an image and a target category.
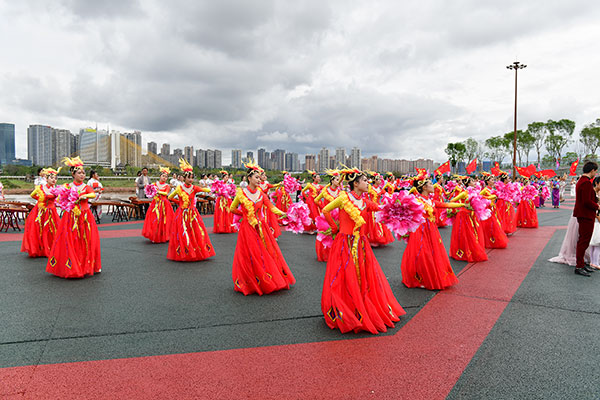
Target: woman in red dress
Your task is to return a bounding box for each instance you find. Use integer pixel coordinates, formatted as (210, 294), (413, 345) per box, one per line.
(274, 171), (293, 214)
(480, 173), (509, 249)
(229, 162), (295, 295)
(46, 157), (102, 278)
(167, 159), (216, 262)
(433, 176), (449, 227)
(364, 173), (395, 247)
(321, 168), (405, 334)
(212, 170), (237, 234)
(314, 169), (342, 262)
(258, 170), (282, 238)
(142, 166), (175, 243)
(495, 172), (517, 234)
(21, 167), (60, 257)
(449, 176), (488, 263)
(401, 177), (463, 290)
(516, 179), (539, 228)
(301, 171), (323, 232)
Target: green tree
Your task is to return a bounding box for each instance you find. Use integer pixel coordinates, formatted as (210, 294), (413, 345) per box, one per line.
(545, 119), (575, 162)
(527, 121), (549, 166)
(445, 142), (467, 169)
(485, 136), (511, 164)
(580, 119), (600, 156)
(519, 130), (535, 165)
(463, 138), (479, 161)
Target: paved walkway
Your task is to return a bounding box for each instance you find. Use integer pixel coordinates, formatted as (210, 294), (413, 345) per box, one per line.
(1, 198), (598, 399)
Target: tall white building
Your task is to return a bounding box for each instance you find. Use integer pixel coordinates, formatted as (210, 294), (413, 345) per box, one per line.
(231, 149), (242, 168)
(335, 147), (346, 168)
(317, 147), (329, 172)
(27, 125), (54, 166)
(350, 147), (361, 169)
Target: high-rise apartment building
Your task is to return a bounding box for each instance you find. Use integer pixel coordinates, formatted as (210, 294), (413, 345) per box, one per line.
(350, 147), (361, 169)
(246, 151), (253, 162)
(147, 141), (157, 155)
(0, 123), (16, 165)
(335, 147), (346, 168)
(257, 148), (267, 169)
(272, 149), (285, 171)
(79, 127), (111, 167)
(206, 150), (215, 169)
(214, 149), (222, 169)
(160, 143), (170, 157)
(28, 125), (54, 166)
(195, 149), (206, 168)
(305, 154), (316, 172)
(317, 147), (329, 172)
(231, 149), (242, 168)
(52, 128), (76, 165)
(284, 152), (299, 172)
(184, 146), (194, 166)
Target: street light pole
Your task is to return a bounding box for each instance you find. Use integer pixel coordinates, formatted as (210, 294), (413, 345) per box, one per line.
(506, 61), (526, 178)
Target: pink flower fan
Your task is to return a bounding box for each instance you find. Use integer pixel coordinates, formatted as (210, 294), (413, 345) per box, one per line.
(144, 183), (158, 198)
(467, 187), (491, 221)
(541, 185), (550, 200)
(283, 174), (300, 194)
(210, 179), (228, 198)
(53, 185), (79, 212)
(375, 191), (425, 240)
(444, 181), (457, 193)
(281, 201), (311, 234)
(226, 183), (237, 198)
(520, 184), (539, 201)
(396, 180), (412, 189)
(315, 209), (339, 248)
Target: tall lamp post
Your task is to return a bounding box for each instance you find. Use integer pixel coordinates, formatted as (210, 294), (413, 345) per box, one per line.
(506, 61), (526, 178)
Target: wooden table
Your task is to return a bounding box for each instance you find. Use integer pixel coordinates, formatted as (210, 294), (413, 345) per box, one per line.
(90, 200), (136, 223)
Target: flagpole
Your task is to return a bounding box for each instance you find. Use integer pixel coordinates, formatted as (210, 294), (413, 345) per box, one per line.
(506, 61), (527, 178)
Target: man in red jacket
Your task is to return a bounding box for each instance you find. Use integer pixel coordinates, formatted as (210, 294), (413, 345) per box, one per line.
(573, 161), (599, 276)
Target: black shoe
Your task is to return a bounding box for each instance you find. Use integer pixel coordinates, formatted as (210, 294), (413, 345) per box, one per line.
(584, 266), (595, 273)
(575, 268), (591, 277)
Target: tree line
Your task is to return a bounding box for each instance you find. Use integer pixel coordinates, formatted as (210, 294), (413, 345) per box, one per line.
(445, 118), (600, 169)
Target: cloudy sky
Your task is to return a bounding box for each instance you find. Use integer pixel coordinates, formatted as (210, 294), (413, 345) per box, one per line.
(2, 0), (600, 163)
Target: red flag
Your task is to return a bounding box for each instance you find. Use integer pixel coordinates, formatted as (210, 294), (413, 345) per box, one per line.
(466, 158), (477, 174)
(415, 167), (427, 175)
(539, 169), (556, 178)
(515, 166), (530, 177)
(434, 160), (451, 175)
(491, 162), (501, 176)
(526, 164), (537, 175)
(569, 159), (579, 176)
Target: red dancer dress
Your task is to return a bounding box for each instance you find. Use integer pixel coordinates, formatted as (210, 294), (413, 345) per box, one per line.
(301, 182), (322, 231)
(433, 183), (448, 227)
(46, 183), (102, 278)
(229, 187), (295, 295)
(314, 184), (341, 262)
(142, 182), (174, 242)
(274, 186), (293, 213)
(516, 199), (539, 228)
(213, 195), (237, 233)
(321, 191), (405, 334)
(21, 184), (60, 257)
(364, 184), (394, 246)
(479, 188), (508, 249)
(167, 184), (216, 261)
(449, 189), (488, 262)
(496, 197), (517, 235)
(259, 181), (281, 238)
(401, 195), (460, 290)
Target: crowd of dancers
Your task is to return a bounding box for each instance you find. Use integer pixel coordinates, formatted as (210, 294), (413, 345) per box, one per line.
(20, 156), (552, 334)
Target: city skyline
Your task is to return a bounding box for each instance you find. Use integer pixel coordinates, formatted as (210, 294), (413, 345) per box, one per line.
(1, 2), (599, 164)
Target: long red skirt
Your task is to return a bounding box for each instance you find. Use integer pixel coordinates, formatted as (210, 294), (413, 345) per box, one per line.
(46, 208), (102, 278)
(213, 196), (237, 234)
(264, 206), (281, 238)
(496, 199), (517, 235)
(303, 194), (319, 232)
(516, 200), (538, 228)
(275, 189), (292, 214)
(167, 207), (215, 261)
(21, 204), (59, 257)
(316, 239), (329, 262)
(401, 219), (459, 290)
(481, 207), (508, 249)
(232, 219), (295, 295)
(142, 195), (174, 243)
(434, 207), (448, 228)
(365, 212), (394, 246)
(450, 208), (488, 262)
(322, 233), (405, 334)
